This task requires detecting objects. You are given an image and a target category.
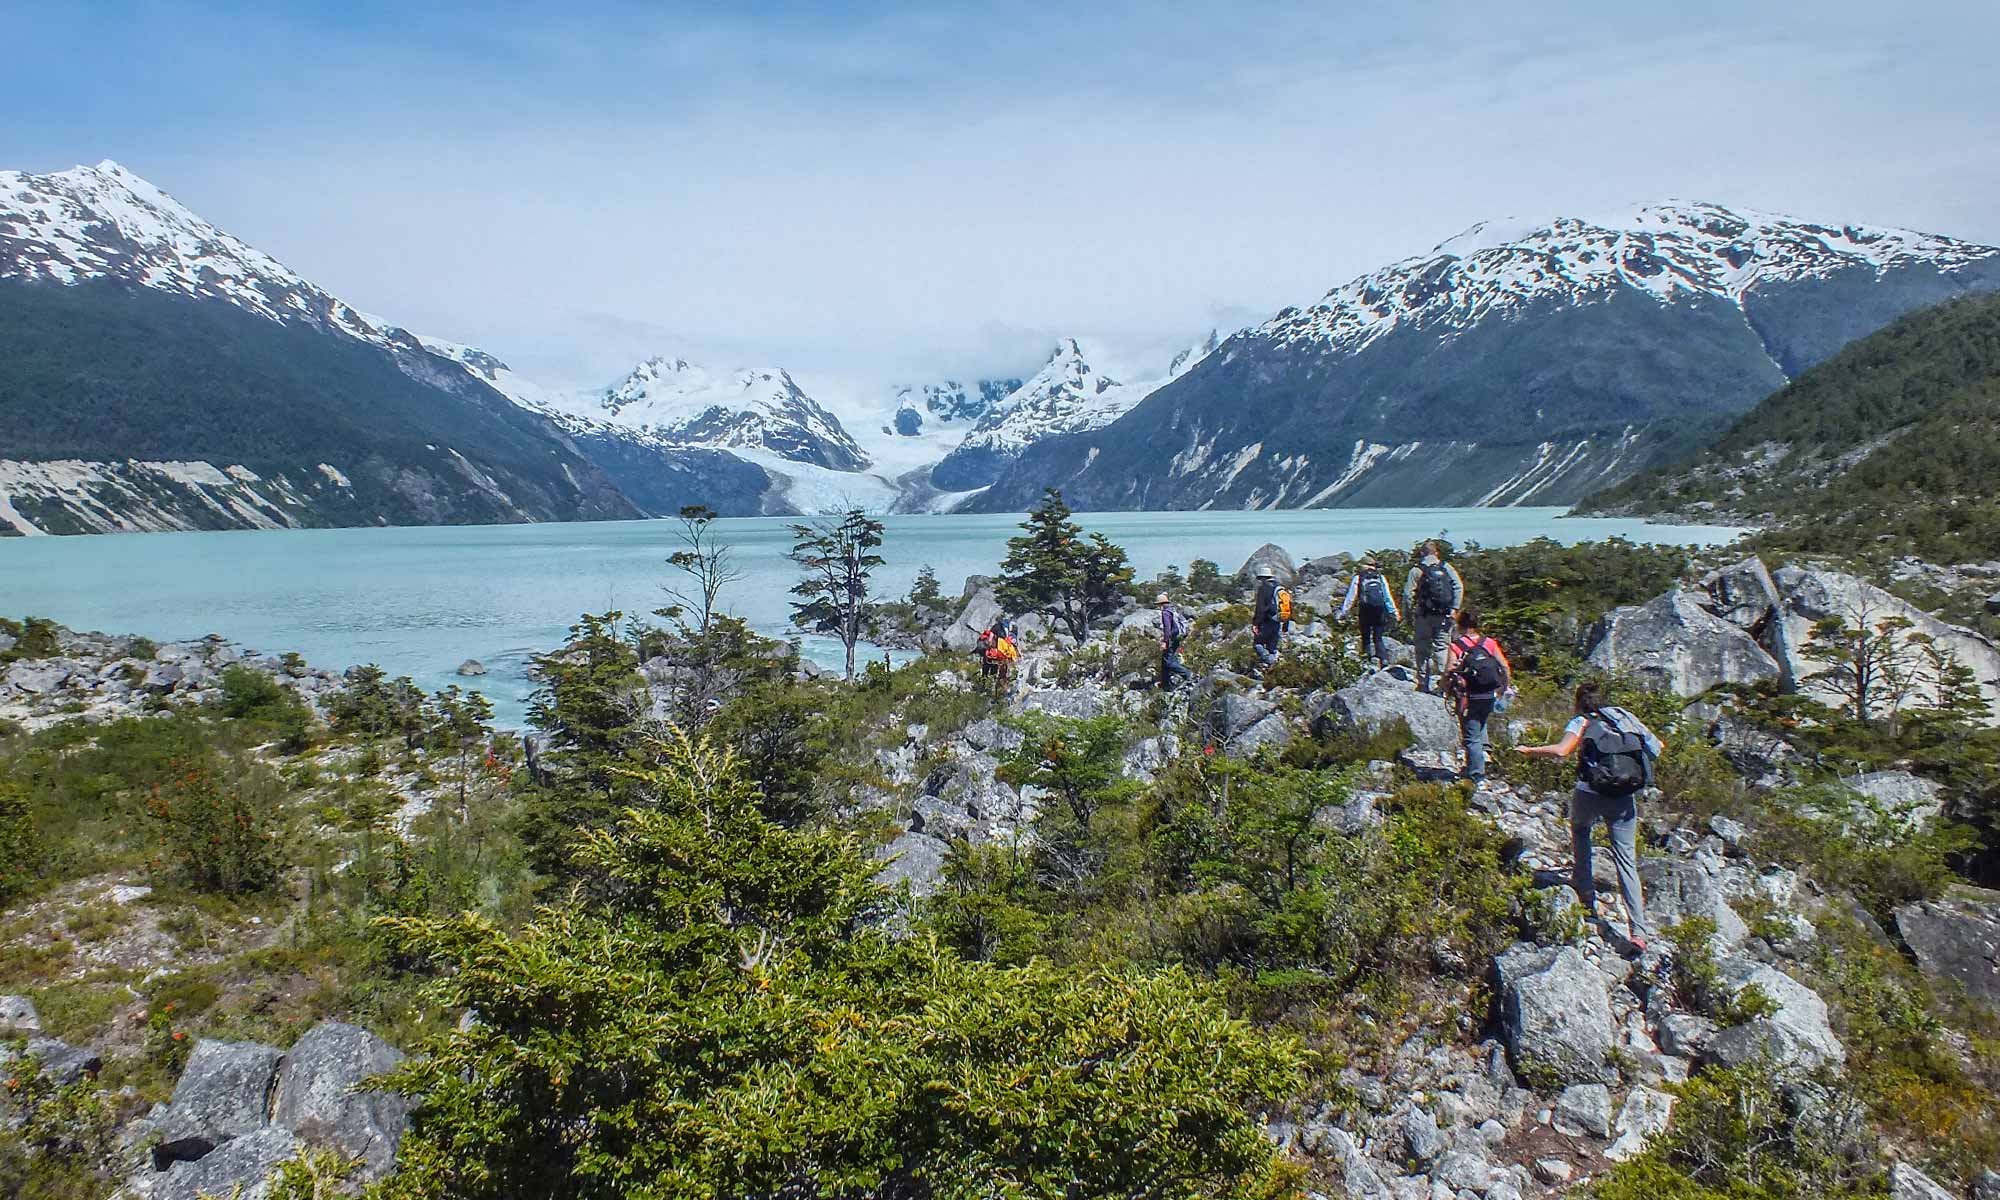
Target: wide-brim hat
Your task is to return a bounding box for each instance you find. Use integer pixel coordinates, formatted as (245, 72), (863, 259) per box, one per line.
(1155, 593), (1171, 604)
(1256, 566), (1276, 578)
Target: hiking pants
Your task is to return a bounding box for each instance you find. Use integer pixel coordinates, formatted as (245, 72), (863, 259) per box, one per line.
(1159, 647), (1192, 690)
(1357, 609), (1392, 667)
(1253, 620), (1281, 667)
(1570, 787), (1649, 938)
(1414, 612), (1453, 691)
(1460, 695), (1495, 780)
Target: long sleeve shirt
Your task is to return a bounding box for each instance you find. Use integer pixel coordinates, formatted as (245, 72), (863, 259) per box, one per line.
(1252, 580), (1280, 627)
(1403, 556), (1465, 616)
(1336, 574), (1401, 622)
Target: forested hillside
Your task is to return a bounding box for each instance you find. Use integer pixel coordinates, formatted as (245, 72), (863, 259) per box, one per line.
(1587, 291), (2000, 561)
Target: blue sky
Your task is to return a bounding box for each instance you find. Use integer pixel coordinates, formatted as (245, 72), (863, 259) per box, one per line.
(7, 1), (2000, 393)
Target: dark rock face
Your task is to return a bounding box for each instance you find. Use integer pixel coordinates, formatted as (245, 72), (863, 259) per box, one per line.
(153, 1039), (285, 1167)
(564, 433), (778, 517)
(1898, 888), (2000, 1014)
(270, 1021), (411, 1181)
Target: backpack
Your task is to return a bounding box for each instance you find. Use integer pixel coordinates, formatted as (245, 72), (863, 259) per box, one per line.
(1359, 571), (1391, 612)
(1451, 635), (1506, 697)
(1161, 606), (1190, 649)
(977, 628), (997, 655)
(1417, 562), (1455, 616)
(1578, 710), (1656, 796)
(992, 636), (1019, 663)
(1276, 588), (1294, 624)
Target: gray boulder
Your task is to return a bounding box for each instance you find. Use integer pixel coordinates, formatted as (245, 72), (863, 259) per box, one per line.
(1585, 588), (1781, 696)
(455, 659), (487, 677)
(1897, 887), (2000, 1014)
(873, 832), (949, 899)
(943, 580), (1004, 653)
(1553, 1083), (1613, 1138)
(1313, 791), (1388, 836)
(6, 660), (70, 694)
(1400, 1105), (1446, 1165)
(1889, 1163), (1957, 1200)
(1499, 944), (1615, 1087)
(154, 1126), (301, 1200)
(1767, 566), (2000, 719)
(1605, 1086), (1677, 1163)
(1842, 770), (1944, 831)
(961, 718), (1023, 755)
(1316, 1125), (1391, 1198)
(153, 1038), (287, 1167)
(271, 1021), (409, 1181)
(0, 994), (38, 1032)
(1227, 712), (1294, 757)
(1701, 557), (1781, 630)
(1704, 960), (1844, 1074)
(1, 1035), (101, 1084)
(1235, 544), (1299, 585)
(1314, 669), (1459, 752)
(1641, 857), (1749, 953)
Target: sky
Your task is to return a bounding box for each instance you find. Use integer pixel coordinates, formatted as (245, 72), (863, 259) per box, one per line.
(7, 0), (2000, 403)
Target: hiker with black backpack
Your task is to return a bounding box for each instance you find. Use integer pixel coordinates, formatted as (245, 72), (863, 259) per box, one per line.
(1250, 566), (1284, 676)
(1156, 593), (1193, 692)
(1336, 557), (1400, 667)
(1402, 541), (1464, 694)
(1517, 681), (1665, 951)
(1443, 608), (1511, 784)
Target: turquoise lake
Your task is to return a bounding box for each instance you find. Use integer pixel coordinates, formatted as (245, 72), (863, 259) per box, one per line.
(0, 509), (1743, 727)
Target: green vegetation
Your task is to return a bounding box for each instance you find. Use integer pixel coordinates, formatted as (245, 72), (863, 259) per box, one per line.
(1590, 291), (2000, 562)
(787, 507), (886, 679)
(998, 488), (1136, 643)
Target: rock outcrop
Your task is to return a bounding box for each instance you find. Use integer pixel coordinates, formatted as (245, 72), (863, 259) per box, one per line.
(1584, 588), (1781, 696)
(1897, 887), (2000, 1014)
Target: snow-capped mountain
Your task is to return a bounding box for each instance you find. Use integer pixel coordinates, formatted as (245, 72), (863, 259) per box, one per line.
(929, 335), (1217, 493)
(582, 357), (869, 472)
(0, 160), (639, 535)
(967, 201), (2000, 513)
(887, 378), (1022, 437)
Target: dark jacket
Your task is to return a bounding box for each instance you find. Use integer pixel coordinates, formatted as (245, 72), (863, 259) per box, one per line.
(1253, 579), (1280, 628)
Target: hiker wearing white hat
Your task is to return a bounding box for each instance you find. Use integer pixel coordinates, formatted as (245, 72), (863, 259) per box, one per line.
(1157, 593), (1192, 691)
(1250, 565), (1284, 675)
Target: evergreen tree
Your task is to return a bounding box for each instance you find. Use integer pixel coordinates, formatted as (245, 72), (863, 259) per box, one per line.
(907, 563), (949, 615)
(375, 729), (1301, 1200)
(996, 488), (1134, 644)
(787, 508), (887, 680)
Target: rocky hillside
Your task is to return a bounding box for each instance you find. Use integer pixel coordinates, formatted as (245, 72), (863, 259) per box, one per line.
(1585, 290), (2000, 562)
(9, 521), (2000, 1196)
(0, 162), (641, 535)
(966, 202), (2000, 513)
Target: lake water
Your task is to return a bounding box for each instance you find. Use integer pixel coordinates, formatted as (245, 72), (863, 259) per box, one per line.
(1, 509), (1743, 727)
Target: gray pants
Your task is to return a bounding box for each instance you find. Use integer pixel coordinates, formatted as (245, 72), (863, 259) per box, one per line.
(1414, 612), (1453, 691)
(1570, 788), (1648, 939)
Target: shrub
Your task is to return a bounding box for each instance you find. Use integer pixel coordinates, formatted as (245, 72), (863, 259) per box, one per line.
(374, 730), (1302, 1200)
(0, 617), (61, 664)
(0, 779), (33, 902)
(216, 666), (314, 751)
(142, 753), (287, 894)
(0, 1061), (119, 1200)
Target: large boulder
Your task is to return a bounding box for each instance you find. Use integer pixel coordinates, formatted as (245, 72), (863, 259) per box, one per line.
(1, 1035), (101, 1084)
(1312, 669), (1458, 752)
(1842, 770), (1944, 831)
(0, 994), (38, 1032)
(942, 578), (1004, 654)
(1704, 960), (1845, 1074)
(153, 1039), (287, 1167)
(1234, 544), (1299, 586)
(154, 1126), (301, 1200)
(1890, 1163), (1958, 1200)
(1766, 566), (2000, 719)
(1584, 589), (1781, 696)
(1019, 687), (1117, 721)
(874, 832), (949, 898)
(271, 1021), (409, 1181)
(1498, 945), (1616, 1087)
(1701, 557), (1781, 631)
(1897, 887), (2000, 1014)
(1641, 857), (1749, 953)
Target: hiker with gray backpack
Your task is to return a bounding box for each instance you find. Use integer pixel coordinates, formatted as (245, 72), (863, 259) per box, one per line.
(1156, 593), (1193, 692)
(1402, 541), (1464, 694)
(1517, 681), (1664, 951)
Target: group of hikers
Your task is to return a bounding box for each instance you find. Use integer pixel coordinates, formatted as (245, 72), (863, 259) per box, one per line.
(972, 539), (1662, 950)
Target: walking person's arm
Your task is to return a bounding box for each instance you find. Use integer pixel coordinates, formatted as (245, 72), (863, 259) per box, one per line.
(1447, 563), (1465, 614)
(1336, 577), (1358, 621)
(1517, 730), (1582, 758)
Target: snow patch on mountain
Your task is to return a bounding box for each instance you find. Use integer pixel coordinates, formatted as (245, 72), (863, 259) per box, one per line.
(1259, 200), (2000, 355)
(571, 358), (870, 472)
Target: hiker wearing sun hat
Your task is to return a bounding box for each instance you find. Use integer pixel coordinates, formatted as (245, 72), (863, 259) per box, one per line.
(1336, 556), (1400, 667)
(1250, 566), (1284, 675)
(1156, 592), (1193, 691)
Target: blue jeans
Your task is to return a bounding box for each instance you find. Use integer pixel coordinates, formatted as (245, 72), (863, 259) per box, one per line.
(1160, 647), (1192, 690)
(1357, 610), (1392, 666)
(1571, 788), (1649, 939)
(1460, 695), (1495, 780)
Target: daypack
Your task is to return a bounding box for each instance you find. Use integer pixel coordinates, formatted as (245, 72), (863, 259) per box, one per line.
(1276, 588), (1294, 624)
(1578, 709), (1657, 796)
(1359, 572), (1391, 612)
(1161, 606), (1190, 649)
(987, 636), (1019, 663)
(976, 628), (998, 655)
(1451, 635), (1506, 697)
(1417, 562), (1455, 616)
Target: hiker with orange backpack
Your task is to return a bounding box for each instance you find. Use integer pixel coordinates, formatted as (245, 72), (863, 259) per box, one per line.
(1249, 566), (1288, 676)
(977, 623), (1018, 696)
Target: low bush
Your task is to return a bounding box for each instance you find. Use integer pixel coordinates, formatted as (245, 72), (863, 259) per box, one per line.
(143, 753), (288, 894)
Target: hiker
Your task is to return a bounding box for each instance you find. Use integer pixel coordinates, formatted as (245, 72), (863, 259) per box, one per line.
(1403, 540), (1464, 693)
(1517, 681), (1664, 951)
(1157, 593), (1193, 691)
(1336, 557), (1400, 667)
(1442, 608), (1511, 783)
(1250, 566), (1284, 674)
(977, 624), (1018, 696)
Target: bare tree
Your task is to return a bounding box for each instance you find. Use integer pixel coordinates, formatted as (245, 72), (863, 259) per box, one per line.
(1801, 596), (1923, 727)
(787, 508), (886, 679)
(661, 505), (742, 638)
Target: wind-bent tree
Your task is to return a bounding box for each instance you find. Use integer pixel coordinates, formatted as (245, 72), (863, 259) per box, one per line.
(997, 488), (1134, 644)
(661, 505), (742, 638)
(787, 508), (886, 679)
(374, 730), (1302, 1200)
